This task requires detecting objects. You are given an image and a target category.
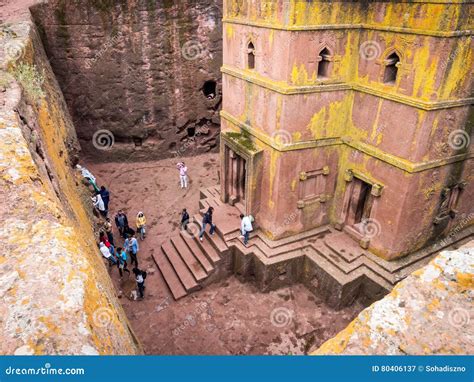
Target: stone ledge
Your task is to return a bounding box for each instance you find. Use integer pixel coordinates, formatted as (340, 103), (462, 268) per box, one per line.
(223, 16), (473, 38)
(312, 244), (474, 355)
(221, 66), (474, 110)
(220, 111), (474, 173)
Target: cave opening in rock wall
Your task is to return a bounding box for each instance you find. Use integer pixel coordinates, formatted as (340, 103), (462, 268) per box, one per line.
(202, 80), (217, 99)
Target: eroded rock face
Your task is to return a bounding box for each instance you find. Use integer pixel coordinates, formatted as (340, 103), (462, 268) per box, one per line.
(31, 0), (222, 161)
(0, 19), (141, 355)
(314, 244), (474, 355)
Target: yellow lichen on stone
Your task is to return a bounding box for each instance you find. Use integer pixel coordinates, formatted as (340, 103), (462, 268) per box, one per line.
(0, 20), (142, 355)
(313, 246), (474, 355)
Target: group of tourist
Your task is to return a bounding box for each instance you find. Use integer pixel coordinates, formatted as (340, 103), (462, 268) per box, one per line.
(100, 209), (148, 299)
(77, 164), (148, 300)
(77, 160), (255, 301)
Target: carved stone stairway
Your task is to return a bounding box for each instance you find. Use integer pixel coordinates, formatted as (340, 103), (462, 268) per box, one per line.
(152, 186), (231, 299)
(154, 185), (474, 305)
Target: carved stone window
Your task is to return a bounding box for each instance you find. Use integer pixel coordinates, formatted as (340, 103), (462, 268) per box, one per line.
(317, 47), (332, 79)
(383, 52), (400, 84)
(247, 42), (255, 70)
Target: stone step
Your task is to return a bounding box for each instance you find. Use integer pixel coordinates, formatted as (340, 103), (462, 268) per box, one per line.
(198, 197), (223, 211)
(257, 225), (332, 249)
(161, 241), (199, 292)
(192, 215), (223, 260)
(192, 237), (220, 267)
(232, 235), (264, 255)
(208, 197), (222, 208)
(231, 238), (267, 260)
(304, 246), (356, 287)
(200, 189), (210, 200)
(227, 230), (303, 259)
(311, 243), (364, 276)
(170, 235), (207, 282)
(307, 246), (394, 291)
(235, 202), (245, 214)
(196, 235), (221, 265)
(208, 185), (221, 198)
(213, 217), (239, 239)
(199, 199), (207, 211)
(252, 235), (303, 258)
(309, 241), (396, 285)
(196, 200), (241, 236)
(152, 250), (187, 300)
(180, 231), (214, 273)
(204, 229), (228, 254)
(200, 185), (221, 199)
(362, 266), (394, 291)
(199, 186), (223, 205)
(223, 228), (242, 241)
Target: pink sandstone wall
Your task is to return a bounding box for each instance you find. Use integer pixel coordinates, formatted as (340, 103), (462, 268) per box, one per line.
(29, 0), (223, 161)
(221, 0), (473, 260)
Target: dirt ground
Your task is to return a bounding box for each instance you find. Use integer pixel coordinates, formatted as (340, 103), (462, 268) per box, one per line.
(86, 152), (364, 354)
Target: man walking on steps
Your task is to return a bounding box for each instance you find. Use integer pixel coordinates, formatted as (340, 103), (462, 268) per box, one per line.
(240, 214), (253, 246)
(199, 207), (215, 241)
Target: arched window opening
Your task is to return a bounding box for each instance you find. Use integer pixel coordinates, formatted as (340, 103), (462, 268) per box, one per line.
(317, 47), (331, 79)
(383, 52), (400, 84)
(247, 42), (255, 70)
(202, 80), (217, 99)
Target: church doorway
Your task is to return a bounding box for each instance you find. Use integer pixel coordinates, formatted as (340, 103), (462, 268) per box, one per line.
(344, 177), (374, 230)
(223, 146), (247, 207)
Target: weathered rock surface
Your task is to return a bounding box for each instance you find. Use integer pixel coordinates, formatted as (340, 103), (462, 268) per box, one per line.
(0, 17), (141, 354)
(30, 0), (222, 161)
(314, 244), (473, 355)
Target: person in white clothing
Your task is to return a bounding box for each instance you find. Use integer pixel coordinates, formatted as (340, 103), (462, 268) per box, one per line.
(99, 242), (116, 266)
(240, 214), (253, 246)
(92, 193), (107, 217)
(76, 164), (100, 192)
(177, 162), (188, 189)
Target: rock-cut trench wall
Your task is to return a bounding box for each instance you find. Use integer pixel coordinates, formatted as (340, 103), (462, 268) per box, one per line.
(0, 15), (141, 354)
(30, 0), (223, 161)
(314, 244), (474, 355)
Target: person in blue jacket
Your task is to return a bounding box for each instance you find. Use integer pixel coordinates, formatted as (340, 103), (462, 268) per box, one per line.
(116, 247), (130, 278)
(124, 234), (139, 267)
(199, 207), (215, 241)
